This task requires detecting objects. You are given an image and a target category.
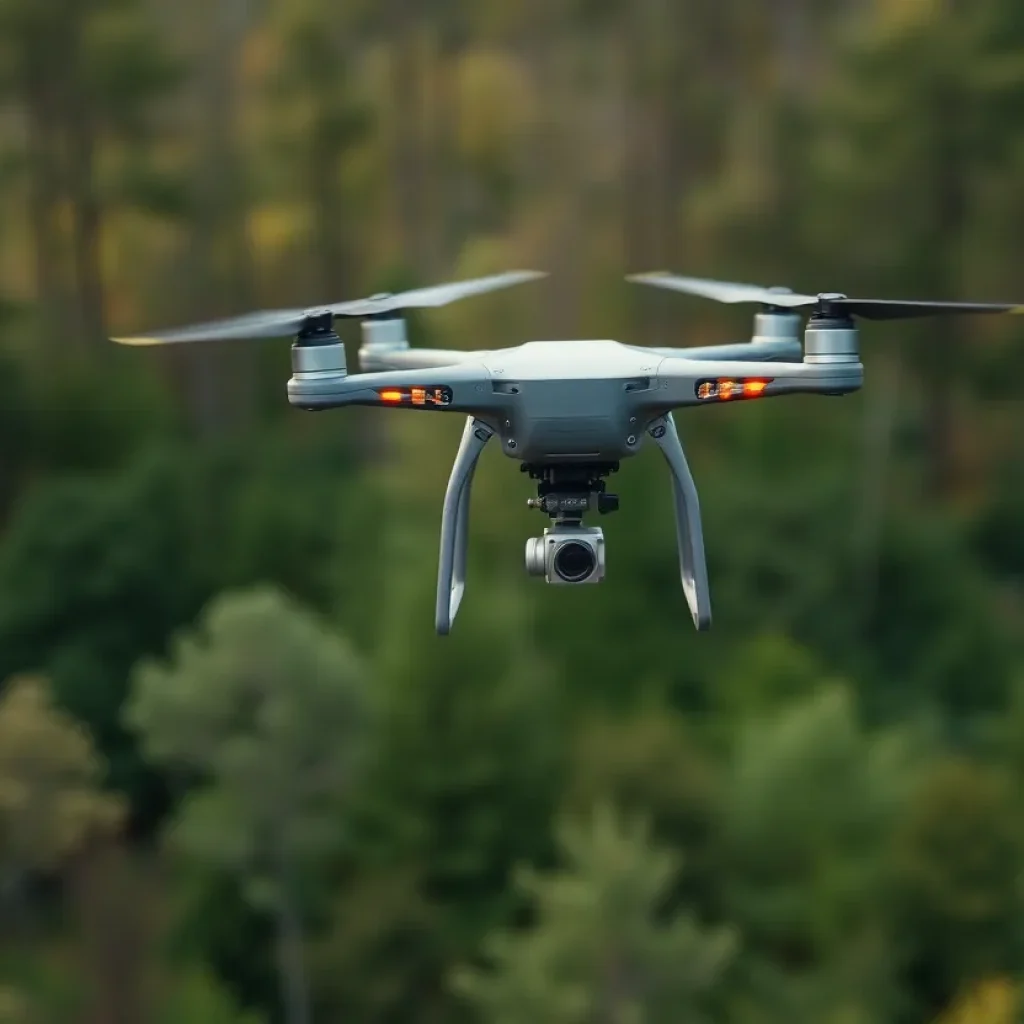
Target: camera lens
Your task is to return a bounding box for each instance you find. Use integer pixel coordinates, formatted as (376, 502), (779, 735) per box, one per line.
(553, 541), (595, 583)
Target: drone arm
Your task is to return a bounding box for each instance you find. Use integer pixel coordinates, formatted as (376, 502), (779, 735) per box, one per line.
(436, 417), (494, 634)
(647, 414), (711, 630)
(653, 357), (862, 409)
(358, 347), (486, 372)
(639, 338), (804, 363)
(288, 361), (498, 413)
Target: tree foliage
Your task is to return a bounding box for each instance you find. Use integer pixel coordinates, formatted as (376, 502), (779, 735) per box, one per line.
(126, 585), (369, 1024)
(0, 675), (123, 896)
(452, 802), (737, 1024)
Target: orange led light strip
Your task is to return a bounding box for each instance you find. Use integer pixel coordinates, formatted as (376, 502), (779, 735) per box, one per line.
(375, 386), (454, 406)
(697, 378), (773, 401)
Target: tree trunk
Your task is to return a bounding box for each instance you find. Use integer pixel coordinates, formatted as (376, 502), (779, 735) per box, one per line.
(66, 105), (107, 351)
(182, 0), (255, 436)
(620, 1), (660, 342)
(923, 74), (967, 500)
(534, 30), (583, 338)
(71, 842), (150, 1024)
(924, 324), (957, 498)
(859, 349), (901, 619)
(0, 869), (33, 947)
(275, 884), (312, 1024)
(310, 131), (349, 300)
(389, 18), (431, 276)
(53, 6), (107, 354)
(23, 73), (70, 350)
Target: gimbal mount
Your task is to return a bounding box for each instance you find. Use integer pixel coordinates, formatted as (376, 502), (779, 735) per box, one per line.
(523, 462), (620, 524)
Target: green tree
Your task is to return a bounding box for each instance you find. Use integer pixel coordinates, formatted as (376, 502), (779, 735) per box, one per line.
(0, 675), (123, 926)
(0, 987), (32, 1024)
(158, 967), (267, 1024)
(0, 433), (370, 831)
(933, 977), (1020, 1024)
(888, 757), (1024, 1020)
(262, 0), (373, 299)
(453, 802), (737, 1023)
(319, 578), (566, 1021)
(125, 586), (370, 1024)
(804, 0), (1024, 497)
(560, 707), (721, 915)
(0, 0), (182, 350)
(719, 683), (925, 1020)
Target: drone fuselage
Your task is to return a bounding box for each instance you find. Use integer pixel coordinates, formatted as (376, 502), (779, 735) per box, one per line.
(475, 341), (660, 463)
(288, 336), (863, 468)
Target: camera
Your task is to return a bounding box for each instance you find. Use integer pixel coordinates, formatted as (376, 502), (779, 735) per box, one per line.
(525, 525), (605, 585)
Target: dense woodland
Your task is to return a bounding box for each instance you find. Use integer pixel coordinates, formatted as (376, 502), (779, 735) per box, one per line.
(2, 0), (1024, 1021)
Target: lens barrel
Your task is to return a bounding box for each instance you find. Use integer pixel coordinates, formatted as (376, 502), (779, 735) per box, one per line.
(553, 541), (596, 582)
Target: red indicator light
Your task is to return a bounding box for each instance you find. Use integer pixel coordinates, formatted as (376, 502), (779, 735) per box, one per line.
(378, 389), (404, 403)
(743, 379), (770, 397)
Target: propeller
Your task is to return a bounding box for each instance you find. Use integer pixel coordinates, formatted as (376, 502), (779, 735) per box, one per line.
(111, 270), (547, 345)
(627, 271), (1024, 321)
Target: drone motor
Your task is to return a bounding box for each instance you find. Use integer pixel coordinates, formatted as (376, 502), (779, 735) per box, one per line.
(751, 307), (801, 347)
(289, 312), (348, 410)
(803, 311), (860, 365)
(360, 311), (409, 359)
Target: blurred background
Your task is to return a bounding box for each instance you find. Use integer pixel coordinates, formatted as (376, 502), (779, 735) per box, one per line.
(2, 0), (1024, 1021)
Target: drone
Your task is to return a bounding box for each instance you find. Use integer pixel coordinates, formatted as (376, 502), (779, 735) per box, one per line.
(112, 271), (1024, 635)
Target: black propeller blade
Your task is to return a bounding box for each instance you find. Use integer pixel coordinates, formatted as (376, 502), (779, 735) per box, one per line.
(627, 271), (1024, 322)
(111, 270), (548, 345)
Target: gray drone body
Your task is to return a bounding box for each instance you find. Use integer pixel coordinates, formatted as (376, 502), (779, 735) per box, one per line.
(113, 269), (1022, 635)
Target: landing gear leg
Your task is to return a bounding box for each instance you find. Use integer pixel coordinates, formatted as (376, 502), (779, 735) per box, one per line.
(436, 417), (494, 634)
(647, 413), (712, 630)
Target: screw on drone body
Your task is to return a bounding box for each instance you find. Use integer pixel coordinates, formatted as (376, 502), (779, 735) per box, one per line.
(650, 424), (666, 439)
(508, 439), (517, 449)
(626, 435), (637, 445)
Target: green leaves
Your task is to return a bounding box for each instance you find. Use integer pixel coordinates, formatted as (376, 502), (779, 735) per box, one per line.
(453, 802), (737, 1024)
(0, 675), (123, 888)
(157, 968), (266, 1024)
(126, 586), (370, 874)
(718, 684), (924, 1019)
(889, 757), (1024, 1009)
(82, 5), (185, 138)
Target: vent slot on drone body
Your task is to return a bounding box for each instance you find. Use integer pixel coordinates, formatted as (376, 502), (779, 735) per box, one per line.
(492, 381), (521, 395)
(623, 377), (652, 392)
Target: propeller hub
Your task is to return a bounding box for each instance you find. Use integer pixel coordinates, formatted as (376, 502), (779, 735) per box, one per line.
(814, 293), (851, 321)
(297, 309), (336, 341)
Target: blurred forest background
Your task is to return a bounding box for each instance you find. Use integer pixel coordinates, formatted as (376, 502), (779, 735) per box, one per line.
(2, 0), (1024, 1021)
